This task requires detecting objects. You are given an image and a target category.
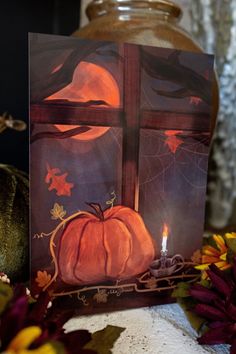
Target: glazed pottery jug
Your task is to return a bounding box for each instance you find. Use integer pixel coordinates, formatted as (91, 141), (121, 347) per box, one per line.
(74, 0), (219, 133)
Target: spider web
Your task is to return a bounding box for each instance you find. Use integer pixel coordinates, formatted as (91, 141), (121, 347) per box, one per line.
(138, 128), (210, 258)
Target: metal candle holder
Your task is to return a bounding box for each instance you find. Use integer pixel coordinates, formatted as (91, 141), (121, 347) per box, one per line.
(149, 251), (185, 278)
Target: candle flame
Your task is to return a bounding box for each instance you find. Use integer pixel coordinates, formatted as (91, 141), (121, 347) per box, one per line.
(162, 223), (169, 238)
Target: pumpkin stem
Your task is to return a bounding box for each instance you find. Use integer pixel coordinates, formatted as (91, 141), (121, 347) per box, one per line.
(86, 203), (105, 221)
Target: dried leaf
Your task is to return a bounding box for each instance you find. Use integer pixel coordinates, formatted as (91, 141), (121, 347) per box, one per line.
(35, 270), (51, 288)
(84, 325), (125, 354)
(50, 203), (67, 220)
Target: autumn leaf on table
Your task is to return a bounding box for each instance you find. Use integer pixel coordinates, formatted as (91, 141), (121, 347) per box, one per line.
(50, 203), (67, 220)
(45, 163), (74, 197)
(35, 271), (52, 288)
(164, 130), (184, 153)
(84, 325), (125, 354)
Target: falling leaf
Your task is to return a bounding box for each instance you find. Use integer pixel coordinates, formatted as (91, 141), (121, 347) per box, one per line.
(84, 325), (125, 354)
(45, 163), (74, 197)
(35, 271), (51, 288)
(93, 290), (108, 304)
(145, 277), (157, 289)
(50, 203), (67, 220)
(164, 130), (184, 153)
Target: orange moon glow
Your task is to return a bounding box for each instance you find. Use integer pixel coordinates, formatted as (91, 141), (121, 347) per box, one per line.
(46, 61), (120, 141)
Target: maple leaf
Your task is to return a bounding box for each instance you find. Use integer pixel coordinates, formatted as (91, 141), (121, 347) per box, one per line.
(35, 270), (51, 288)
(164, 130), (184, 153)
(50, 203), (66, 220)
(45, 163), (74, 197)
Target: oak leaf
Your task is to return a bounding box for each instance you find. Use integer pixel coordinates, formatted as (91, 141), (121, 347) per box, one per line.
(45, 163), (74, 197)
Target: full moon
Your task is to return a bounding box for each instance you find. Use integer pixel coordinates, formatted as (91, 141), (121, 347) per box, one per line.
(46, 61), (120, 141)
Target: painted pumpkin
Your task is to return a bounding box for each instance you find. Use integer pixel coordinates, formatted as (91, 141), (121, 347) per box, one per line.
(57, 204), (156, 285)
(0, 164), (29, 280)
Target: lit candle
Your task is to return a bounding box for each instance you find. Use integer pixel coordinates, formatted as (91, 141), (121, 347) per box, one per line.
(161, 223), (169, 253)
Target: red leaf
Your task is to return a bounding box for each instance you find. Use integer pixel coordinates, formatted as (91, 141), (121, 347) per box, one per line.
(45, 163), (74, 196)
(164, 130), (184, 153)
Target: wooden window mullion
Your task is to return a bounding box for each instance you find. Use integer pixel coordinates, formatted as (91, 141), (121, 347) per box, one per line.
(121, 43), (141, 211)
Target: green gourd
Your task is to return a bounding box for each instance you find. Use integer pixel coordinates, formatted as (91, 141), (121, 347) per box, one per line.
(0, 164), (29, 280)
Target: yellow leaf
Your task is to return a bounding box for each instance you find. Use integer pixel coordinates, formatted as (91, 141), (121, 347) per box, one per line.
(35, 270), (51, 288)
(50, 203), (66, 220)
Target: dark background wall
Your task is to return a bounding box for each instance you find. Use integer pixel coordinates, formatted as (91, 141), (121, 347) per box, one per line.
(0, 0), (81, 172)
